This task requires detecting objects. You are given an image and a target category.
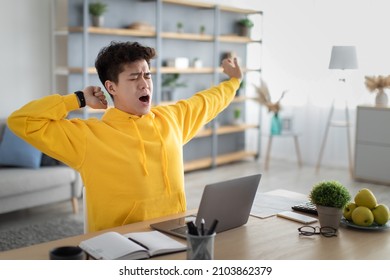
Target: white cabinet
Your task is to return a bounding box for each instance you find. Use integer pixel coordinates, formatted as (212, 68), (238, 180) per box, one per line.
(354, 106), (390, 184)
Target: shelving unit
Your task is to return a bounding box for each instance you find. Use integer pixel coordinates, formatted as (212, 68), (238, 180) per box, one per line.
(51, 0), (263, 171)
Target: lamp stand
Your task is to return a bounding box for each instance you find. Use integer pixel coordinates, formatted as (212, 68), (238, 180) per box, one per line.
(316, 99), (353, 176)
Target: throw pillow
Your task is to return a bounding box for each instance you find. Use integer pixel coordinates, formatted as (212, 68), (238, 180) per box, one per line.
(41, 153), (61, 166)
(0, 126), (42, 169)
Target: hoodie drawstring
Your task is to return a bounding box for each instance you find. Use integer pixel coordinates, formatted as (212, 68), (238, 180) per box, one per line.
(130, 118), (149, 176)
(151, 118), (171, 195)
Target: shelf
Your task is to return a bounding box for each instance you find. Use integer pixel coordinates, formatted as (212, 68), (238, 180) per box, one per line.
(195, 128), (213, 138)
(215, 150), (258, 165)
(184, 150), (257, 172)
(68, 27), (258, 43)
(184, 157), (213, 172)
(161, 67), (214, 74)
(162, 0), (214, 9)
(68, 26), (156, 37)
(162, 32), (213, 41)
(216, 124), (259, 135)
(219, 34), (258, 43)
(163, 0), (261, 14)
(192, 124), (259, 139)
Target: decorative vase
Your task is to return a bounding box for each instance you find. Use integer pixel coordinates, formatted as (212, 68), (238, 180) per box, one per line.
(375, 89), (388, 107)
(270, 113), (282, 135)
(316, 205), (343, 230)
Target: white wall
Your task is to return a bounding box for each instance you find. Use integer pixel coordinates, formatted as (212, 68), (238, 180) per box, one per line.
(2, 0), (390, 168)
(0, 0), (52, 118)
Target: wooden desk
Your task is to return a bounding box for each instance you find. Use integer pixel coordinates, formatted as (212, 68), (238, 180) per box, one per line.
(1, 191), (390, 260)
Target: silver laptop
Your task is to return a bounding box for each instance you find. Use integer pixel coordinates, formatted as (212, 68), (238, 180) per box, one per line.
(150, 174), (261, 238)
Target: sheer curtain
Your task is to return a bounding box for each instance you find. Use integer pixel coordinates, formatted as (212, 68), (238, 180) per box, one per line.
(245, 0), (390, 168)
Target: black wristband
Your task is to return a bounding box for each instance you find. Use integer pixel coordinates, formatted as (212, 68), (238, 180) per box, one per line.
(75, 91), (86, 108)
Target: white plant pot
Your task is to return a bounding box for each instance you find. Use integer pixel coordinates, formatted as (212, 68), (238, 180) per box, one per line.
(375, 89), (388, 107)
(316, 205), (343, 230)
(91, 16), (104, 27)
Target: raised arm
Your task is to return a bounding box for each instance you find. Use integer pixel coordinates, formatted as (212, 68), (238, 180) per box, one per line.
(221, 57), (242, 81)
(83, 86), (108, 109)
(7, 87), (107, 170)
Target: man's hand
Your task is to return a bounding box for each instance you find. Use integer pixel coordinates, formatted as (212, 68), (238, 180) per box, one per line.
(222, 57), (242, 81)
(82, 86), (108, 109)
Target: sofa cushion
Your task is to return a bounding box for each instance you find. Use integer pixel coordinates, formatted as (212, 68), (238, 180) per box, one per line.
(0, 166), (77, 197)
(0, 126), (42, 169)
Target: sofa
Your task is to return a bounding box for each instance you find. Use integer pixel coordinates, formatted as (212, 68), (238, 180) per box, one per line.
(0, 119), (82, 215)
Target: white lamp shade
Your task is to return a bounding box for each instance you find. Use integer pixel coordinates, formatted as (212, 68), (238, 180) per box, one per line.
(329, 46), (358, 70)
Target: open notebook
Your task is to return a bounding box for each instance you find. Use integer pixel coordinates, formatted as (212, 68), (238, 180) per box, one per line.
(79, 230), (186, 260)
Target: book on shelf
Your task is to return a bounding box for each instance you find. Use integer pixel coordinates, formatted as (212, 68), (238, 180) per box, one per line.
(79, 230), (187, 260)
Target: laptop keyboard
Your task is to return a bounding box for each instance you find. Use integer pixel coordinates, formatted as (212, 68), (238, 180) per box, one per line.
(171, 226), (188, 235)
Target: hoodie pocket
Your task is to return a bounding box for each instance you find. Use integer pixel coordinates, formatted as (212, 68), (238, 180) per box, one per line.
(122, 192), (186, 225)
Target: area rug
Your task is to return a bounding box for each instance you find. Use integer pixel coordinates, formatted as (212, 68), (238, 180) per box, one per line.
(0, 216), (83, 252)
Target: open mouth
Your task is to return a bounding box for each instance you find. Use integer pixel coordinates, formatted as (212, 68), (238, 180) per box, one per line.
(139, 95), (150, 103)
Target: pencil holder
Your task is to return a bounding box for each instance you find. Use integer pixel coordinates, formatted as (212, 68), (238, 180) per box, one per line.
(186, 232), (216, 260)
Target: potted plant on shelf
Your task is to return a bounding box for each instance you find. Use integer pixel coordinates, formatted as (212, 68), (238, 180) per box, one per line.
(199, 25), (205, 35)
(233, 108), (242, 125)
(162, 73), (187, 101)
(309, 180), (351, 230)
(89, 1), (108, 27)
(177, 22), (184, 33)
(237, 18), (254, 37)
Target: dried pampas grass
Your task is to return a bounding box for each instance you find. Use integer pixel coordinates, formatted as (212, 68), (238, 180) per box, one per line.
(254, 79), (287, 113)
(365, 75), (390, 92)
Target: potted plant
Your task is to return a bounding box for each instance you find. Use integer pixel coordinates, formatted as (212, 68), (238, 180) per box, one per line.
(162, 73), (187, 101)
(233, 108), (242, 125)
(309, 180), (351, 229)
(177, 22), (184, 33)
(199, 25), (205, 35)
(237, 18), (254, 37)
(89, 1), (108, 27)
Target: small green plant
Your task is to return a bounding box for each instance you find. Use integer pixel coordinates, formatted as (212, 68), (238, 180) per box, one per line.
(162, 73), (187, 88)
(309, 180), (351, 209)
(89, 1), (108, 16)
(199, 25), (205, 34)
(234, 108), (241, 119)
(177, 22), (183, 32)
(237, 18), (254, 28)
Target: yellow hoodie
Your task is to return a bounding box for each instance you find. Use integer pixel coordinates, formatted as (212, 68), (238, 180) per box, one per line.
(7, 78), (240, 232)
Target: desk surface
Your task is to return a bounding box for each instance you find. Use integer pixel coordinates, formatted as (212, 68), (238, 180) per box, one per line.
(1, 190), (390, 260)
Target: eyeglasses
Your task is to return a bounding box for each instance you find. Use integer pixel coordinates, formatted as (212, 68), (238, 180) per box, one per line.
(298, 226), (337, 237)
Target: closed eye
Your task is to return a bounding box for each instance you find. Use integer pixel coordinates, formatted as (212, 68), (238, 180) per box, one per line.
(143, 72), (152, 79)
(129, 72), (152, 80)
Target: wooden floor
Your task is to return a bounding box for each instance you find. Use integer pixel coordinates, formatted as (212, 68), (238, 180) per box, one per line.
(1, 158), (389, 230)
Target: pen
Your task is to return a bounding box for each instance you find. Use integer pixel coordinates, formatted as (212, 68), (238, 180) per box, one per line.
(207, 219), (219, 235)
(200, 218), (205, 236)
(186, 221), (198, 235)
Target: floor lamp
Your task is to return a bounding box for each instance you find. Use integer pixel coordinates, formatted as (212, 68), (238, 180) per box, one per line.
(316, 46), (358, 176)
